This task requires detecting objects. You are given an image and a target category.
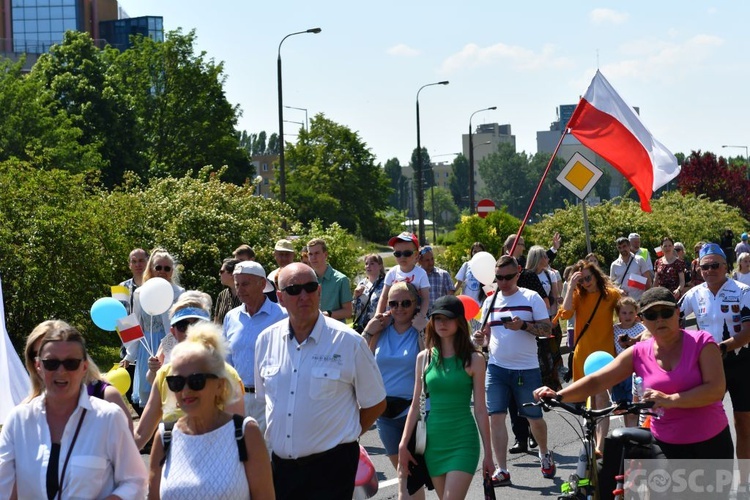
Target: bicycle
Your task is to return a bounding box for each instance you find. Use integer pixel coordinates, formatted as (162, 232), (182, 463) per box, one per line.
(523, 398), (655, 500)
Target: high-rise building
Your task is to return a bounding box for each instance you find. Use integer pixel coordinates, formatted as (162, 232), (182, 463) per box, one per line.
(0, 0), (162, 67)
(461, 122), (515, 196)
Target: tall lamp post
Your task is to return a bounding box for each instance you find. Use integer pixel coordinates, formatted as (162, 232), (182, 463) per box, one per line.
(468, 106), (497, 214)
(277, 28), (321, 204)
(416, 80), (449, 245)
(285, 105), (309, 132)
(722, 145), (749, 176)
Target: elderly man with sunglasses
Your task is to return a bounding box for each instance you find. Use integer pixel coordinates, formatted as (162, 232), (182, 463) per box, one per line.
(254, 262), (386, 500)
(223, 261), (287, 435)
(679, 242), (750, 483)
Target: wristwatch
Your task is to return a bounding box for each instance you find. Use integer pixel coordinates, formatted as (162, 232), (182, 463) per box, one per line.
(521, 321), (528, 331)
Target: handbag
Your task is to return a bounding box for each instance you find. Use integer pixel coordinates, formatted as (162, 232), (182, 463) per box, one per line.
(382, 396), (412, 419)
(414, 351), (430, 455)
(563, 292), (604, 383)
(353, 277), (383, 333)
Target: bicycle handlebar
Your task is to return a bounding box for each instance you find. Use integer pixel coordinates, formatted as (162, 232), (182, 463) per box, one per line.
(523, 398), (655, 419)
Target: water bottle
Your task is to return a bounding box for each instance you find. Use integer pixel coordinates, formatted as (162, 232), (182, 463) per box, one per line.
(633, 376), (646, 427)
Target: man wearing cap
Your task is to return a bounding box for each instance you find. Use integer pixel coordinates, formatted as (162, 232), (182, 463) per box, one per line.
(628, 233), (653, 279)
(255, 263), (386, 500)
(735, 233), (750, 262)
(610, 237), (652, 301)
(418, 246), (454, 313)
(223, 260), (287, 431)
(680, 242), (750, 475)
(476, 255), (555, 486)
(268, 239), (296, 286)
(307, 237), (353, 321)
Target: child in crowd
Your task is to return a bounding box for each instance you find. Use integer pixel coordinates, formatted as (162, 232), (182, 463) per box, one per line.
(611, 297), (646, 427)
(733, 252), (750, 286)
(377, 232), (430, 331)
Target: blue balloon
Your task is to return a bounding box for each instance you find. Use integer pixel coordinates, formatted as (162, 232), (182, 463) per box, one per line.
(583, 351), (615, 376)
(90, 297), (127, 331)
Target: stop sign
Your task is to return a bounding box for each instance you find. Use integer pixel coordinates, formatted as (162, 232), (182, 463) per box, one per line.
(476, 199), (496, 218)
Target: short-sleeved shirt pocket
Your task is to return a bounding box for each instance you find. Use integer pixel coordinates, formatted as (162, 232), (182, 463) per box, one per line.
(309, 366), (341, 400)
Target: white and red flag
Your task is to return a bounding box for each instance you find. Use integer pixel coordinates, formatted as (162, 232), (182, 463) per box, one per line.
(654, 246), (664, 258)
(567, 70), (680, 212)
(627, 274), (648, 291)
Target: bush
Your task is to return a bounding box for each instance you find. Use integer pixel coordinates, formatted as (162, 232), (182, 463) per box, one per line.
(290, 219), (361, 286)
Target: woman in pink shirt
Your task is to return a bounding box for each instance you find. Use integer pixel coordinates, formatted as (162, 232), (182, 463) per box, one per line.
(534, 286), (732, 459)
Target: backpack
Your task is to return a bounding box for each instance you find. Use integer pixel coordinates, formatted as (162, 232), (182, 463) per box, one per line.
(159, 414), (248, 466)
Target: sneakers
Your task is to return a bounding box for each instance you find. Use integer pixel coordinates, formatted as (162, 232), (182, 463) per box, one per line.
(541, 452), (556, 479)
(491, 469), (512, 487)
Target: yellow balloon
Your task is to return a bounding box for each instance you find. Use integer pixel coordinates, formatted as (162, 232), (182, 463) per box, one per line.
(105, 364), (131, 395)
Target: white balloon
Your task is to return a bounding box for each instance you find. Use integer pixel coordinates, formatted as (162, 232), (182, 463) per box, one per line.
(470, 251), (498, 286)
(139, 277), (175, 316)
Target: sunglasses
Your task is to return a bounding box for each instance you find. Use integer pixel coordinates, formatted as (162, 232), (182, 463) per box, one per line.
(641, 307), (676, 321)
(700, 262), (721, 271)
(173, 319), (199, 332)
(154, 265), (172, 272)
(166, 373), (219, 392)
(495, 272), (518, 282)
(280, 281), (319, 296)
(40, 358), (83, 371)
(388, 299), (414, 309)
(393, 250), (415, 258)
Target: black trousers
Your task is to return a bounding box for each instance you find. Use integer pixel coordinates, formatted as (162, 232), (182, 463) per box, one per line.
(272, 441), (359, 500)
(509, 394), (530, 442)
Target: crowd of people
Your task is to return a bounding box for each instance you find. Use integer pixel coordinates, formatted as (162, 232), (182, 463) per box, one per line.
(2, 228), (750, 499)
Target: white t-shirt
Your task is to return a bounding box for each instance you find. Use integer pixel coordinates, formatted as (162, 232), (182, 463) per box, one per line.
(483, 287), (549, 370)
(537, 268), (559, 316)
(733, 271), (750, 287)
(455, 261), (481, 302)
(680, 279), (750, 345)
(384, 265), (430, 290)
(610, 253), (651, 301)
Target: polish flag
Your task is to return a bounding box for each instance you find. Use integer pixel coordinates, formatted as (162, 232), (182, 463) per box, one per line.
(654, 246), (663, 258)
(627, 274), (648, 290)
(567, 71), (680, 212)
(116, 314), (144, 343)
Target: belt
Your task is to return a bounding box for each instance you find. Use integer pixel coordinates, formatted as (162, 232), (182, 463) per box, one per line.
(244, 386), (255, 393)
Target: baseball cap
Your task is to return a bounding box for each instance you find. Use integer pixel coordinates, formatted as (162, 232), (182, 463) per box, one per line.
(699, 242), (727, 261)
(639, 287), (678, 313)
(274, 239), (295, 252)
(170, 307), (210, 326)
(388, 232), (419, 248)
(742, 233), (748, 241)
(628, 233), (641, 240)
(233, 261), (274, 293)
(429, 295), (464, 319)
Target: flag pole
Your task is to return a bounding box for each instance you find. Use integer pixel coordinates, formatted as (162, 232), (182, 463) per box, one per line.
(508, 128), (570, 257)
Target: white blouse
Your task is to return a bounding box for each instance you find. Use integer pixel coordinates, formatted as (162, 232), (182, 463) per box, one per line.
(0, 387), (147, 499)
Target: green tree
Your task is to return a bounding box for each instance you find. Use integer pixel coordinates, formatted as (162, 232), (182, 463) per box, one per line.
(283, 114), (392, 238)
(478, 142), (529, 218)
(30, 31), (141, 186)
(525, 152), (576, 219)
(448, 153), (470, 209)
(384, 157), (403, 208)
(425, 186), (460, 232)
(114, 29), (252, 184)
(411, 147), (434, 188)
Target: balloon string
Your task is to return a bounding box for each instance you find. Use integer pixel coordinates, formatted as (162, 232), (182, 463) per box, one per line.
(149, 316), (154, 358)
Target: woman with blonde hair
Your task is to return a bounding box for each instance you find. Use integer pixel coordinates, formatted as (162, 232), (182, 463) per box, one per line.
(23, 320), (133, 432)
(148, 323), (273, 499)
(123, 247), (185, 410)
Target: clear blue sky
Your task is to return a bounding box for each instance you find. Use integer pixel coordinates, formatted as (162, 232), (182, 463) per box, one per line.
(121, 1), (750, 166)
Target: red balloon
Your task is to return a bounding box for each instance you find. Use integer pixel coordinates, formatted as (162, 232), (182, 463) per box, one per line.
(456, 295), (480, 321)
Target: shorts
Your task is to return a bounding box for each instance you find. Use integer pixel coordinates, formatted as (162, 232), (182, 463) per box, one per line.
(486, 364), (543, 419)
(724, 355), (750, 412)
(611, 376), (633, 403)
(376, 414), (407, 455)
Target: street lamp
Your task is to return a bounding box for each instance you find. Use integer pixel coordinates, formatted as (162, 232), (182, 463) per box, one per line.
(285, 105), (309, 132)
(722, 145), (749, 166)
(416, 80), (449, 245)
(277, 27), (321, 204)
(468, 106), (497, 214)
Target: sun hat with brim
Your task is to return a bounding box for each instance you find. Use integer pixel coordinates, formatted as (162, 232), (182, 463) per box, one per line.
(388, 232), (419, 248)
(699, 242), (727, 261)
(429, 295), (464, 319)
(233, 260), (274, 293)
(170, 307), (211, 326)
(638, 287), (678, 313)
(274, 239), (295, 252)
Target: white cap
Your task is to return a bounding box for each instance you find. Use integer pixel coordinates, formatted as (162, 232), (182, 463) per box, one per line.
(233, 261), (274, 293)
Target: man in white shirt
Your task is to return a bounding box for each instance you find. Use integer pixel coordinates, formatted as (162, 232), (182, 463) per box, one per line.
(254, 263), (386, 500)
(610, 237), (652, 301)
(477, 255), (555, 486)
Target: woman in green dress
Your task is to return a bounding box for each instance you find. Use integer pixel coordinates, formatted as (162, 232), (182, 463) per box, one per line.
(398, 295), (494, 499)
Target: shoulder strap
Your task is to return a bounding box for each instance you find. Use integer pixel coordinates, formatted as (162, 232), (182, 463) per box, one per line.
(353, 277), (383, 326)
(159, 421), (175, 466)
(542, 269), (555, 301)
(617, 256), (634, 286)
(479, 287), (499, 330)
(572, 292), (604, 351)
(233, 414), (248, 462)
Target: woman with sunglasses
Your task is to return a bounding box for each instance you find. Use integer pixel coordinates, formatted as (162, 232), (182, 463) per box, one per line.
(557, 260), (621, 454)
(536, 287), (732, 460)
(123, 248), (185, 412)
(148, 322), (274, 499)
(362, 282), (427, 499)
(0, 322), (147, 498)
(134, 293), (245, 451)
(22, 320), (134, 433)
